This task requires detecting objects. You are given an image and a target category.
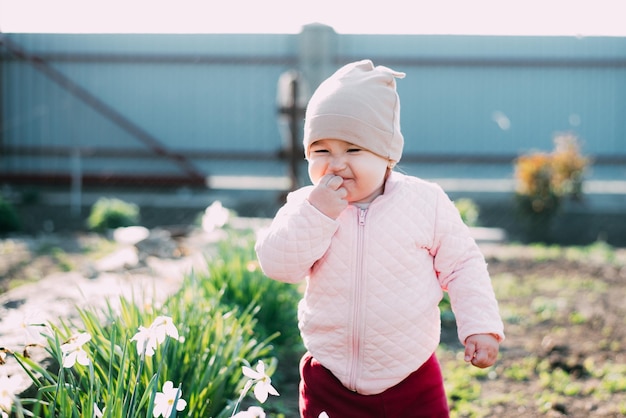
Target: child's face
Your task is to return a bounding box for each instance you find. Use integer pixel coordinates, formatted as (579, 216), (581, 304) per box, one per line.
(308, 138), (389, 204)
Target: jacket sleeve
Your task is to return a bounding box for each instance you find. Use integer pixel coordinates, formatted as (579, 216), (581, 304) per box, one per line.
(255, 188), (339, 283)
(429, 186), (505, 344)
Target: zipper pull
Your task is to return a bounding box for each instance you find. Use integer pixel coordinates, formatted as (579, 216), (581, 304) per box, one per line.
(359, 208), (367, 226)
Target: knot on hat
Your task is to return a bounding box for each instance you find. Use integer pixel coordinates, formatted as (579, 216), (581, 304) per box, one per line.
(303, 59), (405, 162)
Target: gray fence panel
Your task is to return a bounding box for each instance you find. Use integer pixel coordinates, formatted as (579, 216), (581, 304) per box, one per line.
(1, 31), (624, 185)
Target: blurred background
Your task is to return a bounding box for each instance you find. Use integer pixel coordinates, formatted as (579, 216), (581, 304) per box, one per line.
(1, 0), (625, 245)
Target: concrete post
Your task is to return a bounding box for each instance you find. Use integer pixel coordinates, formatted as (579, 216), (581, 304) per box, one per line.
(298, 23), (338, 94)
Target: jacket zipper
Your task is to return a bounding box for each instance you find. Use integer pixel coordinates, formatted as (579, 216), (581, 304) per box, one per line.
(348, 207), (367, 391)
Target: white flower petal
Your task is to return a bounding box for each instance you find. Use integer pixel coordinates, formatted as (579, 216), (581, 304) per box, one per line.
(267, 383), (279, 397)
(242, 365), (261, 380)
(162, 381), (174, 393)
(62, 352), (77, 368)
(255, 361), (266, 374)
(76, 349), (91, 366)
(176, 398), (187, 411)
(253, 382), (269, 403)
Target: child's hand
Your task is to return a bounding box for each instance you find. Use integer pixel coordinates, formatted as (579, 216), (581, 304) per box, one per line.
(308, 174), (348, 219)
(464, 334), (499, 368)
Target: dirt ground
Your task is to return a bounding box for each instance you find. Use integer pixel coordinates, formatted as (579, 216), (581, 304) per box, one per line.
(2, 232), (626, 417)
(453, 243), (626, 417)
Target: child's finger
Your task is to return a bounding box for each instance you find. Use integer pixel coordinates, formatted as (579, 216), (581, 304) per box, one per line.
(471, 350), (491, 368)
(325, 175), (343, 190)
(464, 340), (477, 363)
(316, 174), (334, 187)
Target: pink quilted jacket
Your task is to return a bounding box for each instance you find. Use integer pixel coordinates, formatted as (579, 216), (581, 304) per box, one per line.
(255, 171), (504, 395)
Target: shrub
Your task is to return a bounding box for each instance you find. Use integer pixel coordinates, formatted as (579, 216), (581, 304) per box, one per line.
(0, 195), (21, 233)
(454, 198), (479, 227)
(87, 197), (140, 232)
(513, 133), (589, 241)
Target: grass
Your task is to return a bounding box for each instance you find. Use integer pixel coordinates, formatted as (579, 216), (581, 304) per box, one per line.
(3, 222), (305, 418)
(3, 223), (626, 417)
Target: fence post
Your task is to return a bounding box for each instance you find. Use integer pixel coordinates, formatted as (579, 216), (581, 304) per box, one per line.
(298, 23), (338, 93)
(277, 71), (307, 190)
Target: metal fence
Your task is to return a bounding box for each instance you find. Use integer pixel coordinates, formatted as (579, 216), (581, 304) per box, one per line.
(1, 26), (625, 189)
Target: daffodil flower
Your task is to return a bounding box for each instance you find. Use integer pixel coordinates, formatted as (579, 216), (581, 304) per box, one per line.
(130, 316), (179, 357)
(60, 332), (91, 368)
(241, 361), (279, 403)
(232, 406), (266, 418)
(152, 381), (186, 418)
(93, 403), (105, 418)
(130, 325), (157, 356)
(0, 374), (22, 417)
(20, 311), (48, 346)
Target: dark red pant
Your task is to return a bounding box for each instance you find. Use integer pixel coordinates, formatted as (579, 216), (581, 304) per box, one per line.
(299, 353), (449, 418)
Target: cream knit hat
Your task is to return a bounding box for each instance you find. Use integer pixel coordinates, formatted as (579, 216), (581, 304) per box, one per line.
(303, 59), (406, 162)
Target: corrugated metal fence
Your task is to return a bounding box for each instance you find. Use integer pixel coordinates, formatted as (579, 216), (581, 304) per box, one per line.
(1, 25), (625, 187)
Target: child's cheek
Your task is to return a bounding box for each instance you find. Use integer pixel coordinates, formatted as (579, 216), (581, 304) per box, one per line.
(308, 162), (326, 185)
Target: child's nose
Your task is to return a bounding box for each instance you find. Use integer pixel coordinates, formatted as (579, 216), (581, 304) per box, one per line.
(328, 155), (347, 171)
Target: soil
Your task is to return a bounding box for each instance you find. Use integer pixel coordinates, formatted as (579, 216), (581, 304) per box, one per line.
(448, 243), (626, 417)
(1, 231), (626, 417)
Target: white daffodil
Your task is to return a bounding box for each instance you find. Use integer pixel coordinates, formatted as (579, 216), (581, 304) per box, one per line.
(130, 325), (157, 357)
(202, 201), (229, 232)
(232, 406), (266, 418)
(241, 361), (279, 403)
(0, 374), (22, 417)
(60, 333), (91, 368)
(19, 311), (48, 346)
(131, 316), (179, 357)
(93, 403), (105, 418)
(152, 381), (186, 418)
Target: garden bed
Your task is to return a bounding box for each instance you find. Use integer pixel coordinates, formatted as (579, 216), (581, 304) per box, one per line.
(1, 227), (626, 416)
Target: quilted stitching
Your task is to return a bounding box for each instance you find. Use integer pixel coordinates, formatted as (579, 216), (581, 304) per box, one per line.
(255, 172), (504, 395)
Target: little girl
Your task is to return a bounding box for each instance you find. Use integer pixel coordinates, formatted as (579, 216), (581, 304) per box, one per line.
(255, 60), (504, 418)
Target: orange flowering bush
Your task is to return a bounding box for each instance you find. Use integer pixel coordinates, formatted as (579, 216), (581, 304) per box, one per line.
(551, 134), (589, 199)
(514, 134), (589, 240)
(514, 152), (557, 214)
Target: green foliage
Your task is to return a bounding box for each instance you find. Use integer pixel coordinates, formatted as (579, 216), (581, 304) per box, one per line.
(538, 368), (583, 397)
(5, 223), (626, 416)
(35, 244), (75, 271)
(454, 198), (479, 227)
(12, 230), (280, 418)
(597, 363), (626, 394)
(200, 231), (304, 398)
(162, 272), (277, 418)
(439, 293), (455, 326)
(513, 134), (589, 242)
(207, 236), (303, 352)
(86, 197), (140, 232)
(0, 195), (21, 233)
(442, 355), (489, 417)
(503, 357), (537, 382)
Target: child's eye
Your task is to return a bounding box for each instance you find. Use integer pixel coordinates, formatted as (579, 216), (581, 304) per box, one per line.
(312, 148), (329, 154)
(347, 148), (362, 153)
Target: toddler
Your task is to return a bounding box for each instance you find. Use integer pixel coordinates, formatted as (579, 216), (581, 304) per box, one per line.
(255, 60), (504, 418)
